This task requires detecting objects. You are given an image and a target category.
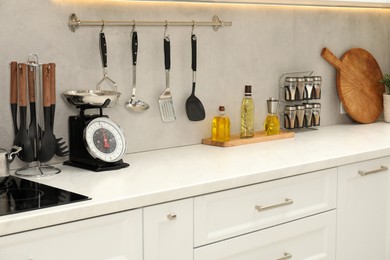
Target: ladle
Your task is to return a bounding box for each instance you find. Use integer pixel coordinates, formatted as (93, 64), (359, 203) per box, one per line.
(125, 29), (149, 111)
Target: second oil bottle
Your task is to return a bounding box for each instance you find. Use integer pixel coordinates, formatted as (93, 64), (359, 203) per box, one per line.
(240, 85), (255, 138)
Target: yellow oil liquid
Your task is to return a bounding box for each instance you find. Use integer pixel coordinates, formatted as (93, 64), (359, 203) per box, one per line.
(264, 114), (280, 136)
(240, 97), (254, 138)
(212, 116), (230, 142)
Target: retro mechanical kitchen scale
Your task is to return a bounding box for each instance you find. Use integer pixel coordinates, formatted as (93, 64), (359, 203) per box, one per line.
(63, 90), (129, 171)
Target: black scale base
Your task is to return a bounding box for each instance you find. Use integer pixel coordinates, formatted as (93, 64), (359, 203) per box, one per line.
(64, 159), (129, 172)
(64, 105), (129, 172)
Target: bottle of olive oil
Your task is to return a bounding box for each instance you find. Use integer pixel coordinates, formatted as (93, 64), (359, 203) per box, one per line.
(240, 85), (254, 138)
(212, 106), (230, 142)
(264, 97), (280, 136)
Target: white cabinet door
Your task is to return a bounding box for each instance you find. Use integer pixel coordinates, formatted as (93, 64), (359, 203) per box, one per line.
(337, 157), (390, 260)
(194, 210), (336, 260)
(0, 209), (143, 260)
(143, 198), (193, 260)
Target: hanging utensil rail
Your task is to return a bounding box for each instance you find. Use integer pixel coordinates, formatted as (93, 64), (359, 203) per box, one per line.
(68, 13), (232, 32)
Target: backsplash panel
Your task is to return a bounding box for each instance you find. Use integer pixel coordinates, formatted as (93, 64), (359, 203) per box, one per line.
(1, 0), (389, 163)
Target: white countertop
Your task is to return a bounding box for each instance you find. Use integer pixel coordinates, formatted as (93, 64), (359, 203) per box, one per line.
(2, 122), (390, 236)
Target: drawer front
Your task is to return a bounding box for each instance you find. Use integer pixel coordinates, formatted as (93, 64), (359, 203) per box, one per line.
(194, 210), (336, 260)
(194, 168), (337, 246)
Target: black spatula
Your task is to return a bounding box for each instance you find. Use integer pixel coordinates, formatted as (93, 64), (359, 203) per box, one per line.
(185, 34), (205, 121)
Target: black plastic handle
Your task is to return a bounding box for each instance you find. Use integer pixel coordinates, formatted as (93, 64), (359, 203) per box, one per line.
(164, 36), (170, 70)
(99, 32), (107, 68)
(191, 34), (197, 72)
(132, 31), (138, 66)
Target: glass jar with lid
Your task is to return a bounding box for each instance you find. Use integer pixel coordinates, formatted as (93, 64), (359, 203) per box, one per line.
(296, 77), (305, 100)
(304, 76), (314, 100)
(312, 103), (321, 126)
(304, 103), (314, 127)
(284, 105), (296, 129)
(284, 77), (297, 101)
(312, 76), (322, 99)
(295, 105), (305, 128)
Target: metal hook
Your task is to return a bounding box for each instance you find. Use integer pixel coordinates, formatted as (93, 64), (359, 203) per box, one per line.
(100, 20), (105, 33)
(7, 146), (22, 161)
(164, 20), (169, 37)
(131, 20), (136, 34)
(191, 20), (196, 35)
(27, 53), (39, 66)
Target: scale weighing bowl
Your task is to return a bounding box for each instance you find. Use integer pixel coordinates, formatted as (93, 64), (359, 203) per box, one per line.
(63, 90), (120, 107)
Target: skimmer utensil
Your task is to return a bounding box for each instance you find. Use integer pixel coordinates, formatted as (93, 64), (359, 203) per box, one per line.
(96, 29), (119, 106)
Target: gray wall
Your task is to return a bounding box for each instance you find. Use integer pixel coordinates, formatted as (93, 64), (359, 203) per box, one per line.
(1, 0), (389, 164)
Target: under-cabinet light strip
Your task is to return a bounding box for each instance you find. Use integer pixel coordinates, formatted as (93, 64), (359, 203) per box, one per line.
(68, 13), (232, 32)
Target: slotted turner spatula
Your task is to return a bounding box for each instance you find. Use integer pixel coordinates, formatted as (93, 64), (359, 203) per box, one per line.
(159, 36), (176, 122)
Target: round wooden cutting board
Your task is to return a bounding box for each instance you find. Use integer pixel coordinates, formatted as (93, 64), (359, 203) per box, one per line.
(321, 47), (384, 124)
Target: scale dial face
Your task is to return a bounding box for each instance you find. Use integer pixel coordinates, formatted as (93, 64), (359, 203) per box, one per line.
(84, 117), (127, 163)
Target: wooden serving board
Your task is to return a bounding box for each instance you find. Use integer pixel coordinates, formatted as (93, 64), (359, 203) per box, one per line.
(321, 47), (384, 124)
(202, 130), (294, 147)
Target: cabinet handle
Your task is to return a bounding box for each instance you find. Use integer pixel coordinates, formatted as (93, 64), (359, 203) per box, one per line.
(255, 198), (293, 212)
(276, 252), (292, 260)
(167, 213), (177, 220)
(358, 165), (388, 176)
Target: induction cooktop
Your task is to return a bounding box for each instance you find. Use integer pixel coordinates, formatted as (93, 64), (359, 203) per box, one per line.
(0, 175), (90, 216)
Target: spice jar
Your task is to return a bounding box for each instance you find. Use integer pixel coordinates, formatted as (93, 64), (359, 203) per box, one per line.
(296, 77), (305, 100)
(295, 105), (305, 128)
(312, 76), (322, 99)
(312, 103), (321, 126)
(304, 76), (314, 100)
(284, 105), (296, 130)
(304, 103), (314, 127)
(284, 77), (297, 101)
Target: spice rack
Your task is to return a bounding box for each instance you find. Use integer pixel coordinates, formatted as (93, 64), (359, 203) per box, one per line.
(278, 71), (322, 131)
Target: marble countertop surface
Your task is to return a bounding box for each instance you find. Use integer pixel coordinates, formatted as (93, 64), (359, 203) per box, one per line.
(2, 122), (390, 236)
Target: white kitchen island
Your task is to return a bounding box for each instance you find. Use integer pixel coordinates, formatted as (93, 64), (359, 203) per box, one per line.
(1, 122), (390, 259)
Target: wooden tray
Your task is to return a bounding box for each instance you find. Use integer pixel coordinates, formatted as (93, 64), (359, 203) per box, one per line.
(202, 130), (294, 147)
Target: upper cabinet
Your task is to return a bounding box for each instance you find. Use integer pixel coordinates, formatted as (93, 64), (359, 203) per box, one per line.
(187, 0), (389, 7)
